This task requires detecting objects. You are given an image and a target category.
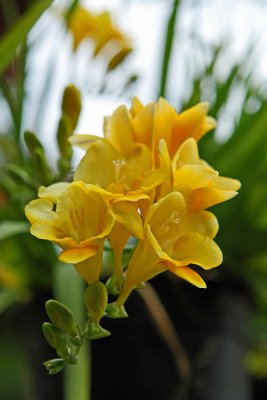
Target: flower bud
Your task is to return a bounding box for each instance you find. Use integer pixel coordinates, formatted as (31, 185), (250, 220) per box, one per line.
(24, 131), (44, 157)
(45, 300), (79, 338)
(83, 281), (108, 323)
(42, 322), (70, 358)
(43, 358), (65, 375)
(57, 115), (73, 158)
(61, 84), (81, 130)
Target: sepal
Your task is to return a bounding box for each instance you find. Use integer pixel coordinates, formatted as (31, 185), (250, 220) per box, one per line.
(106, 302), (128, 318)
(85, 319), (111, 340)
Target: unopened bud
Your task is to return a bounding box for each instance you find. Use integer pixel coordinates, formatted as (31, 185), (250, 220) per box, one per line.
(24, 131), (44, 157)
(57, 115), (73, 158)
(61, 84), (81, 130)
(42, 322), (70, 358)
(43, 358), (65, 375)
(45, 300), (79, 338)
(83, 281), (108, 323)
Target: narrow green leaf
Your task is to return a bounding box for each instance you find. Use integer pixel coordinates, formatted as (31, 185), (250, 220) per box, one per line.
(0, 0), (52, 75)
(159, 0), (180, 97)
(0, 221), (29, 241)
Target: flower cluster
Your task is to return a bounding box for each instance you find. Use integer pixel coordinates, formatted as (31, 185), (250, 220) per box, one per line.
(25, 98), (240, 312)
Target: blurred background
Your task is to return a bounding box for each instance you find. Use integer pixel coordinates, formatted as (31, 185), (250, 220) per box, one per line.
(1, 0), (267, 399)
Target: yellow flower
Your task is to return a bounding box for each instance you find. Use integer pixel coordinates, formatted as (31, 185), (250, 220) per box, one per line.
(116, 191), (222, 305)
(104, 98), (216, 165)
(25, 181), (115, 283)
(73, 138), (164, 290)
(67, 6), (97, 51)
(158, 137), (241, 209)
(67, 7), (132, 66)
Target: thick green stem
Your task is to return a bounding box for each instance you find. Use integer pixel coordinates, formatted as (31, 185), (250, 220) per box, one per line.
(53, 262), (91, 400)
(159, 0), (180, 97)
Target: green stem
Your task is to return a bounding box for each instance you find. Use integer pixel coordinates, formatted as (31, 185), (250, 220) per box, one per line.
(159, 0), (180, 97)
(53, 262), (91, 400)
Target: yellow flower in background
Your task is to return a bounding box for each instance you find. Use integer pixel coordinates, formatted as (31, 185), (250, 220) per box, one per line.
(25, 181), (115, 283)
(116, 191), (222, 306)
(67, 6), (132, 69)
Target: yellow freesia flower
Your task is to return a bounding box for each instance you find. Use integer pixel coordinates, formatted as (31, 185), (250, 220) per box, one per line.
(104, 98), (216, 166)
(25, 181), (116, 283)
(67, 7), (132, 68)
(73, 138), (164, 290)
(116, 191), (222, 306)
(158, 137), (241, 209)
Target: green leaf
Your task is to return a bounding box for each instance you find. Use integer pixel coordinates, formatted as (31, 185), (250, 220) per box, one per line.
(0, 221), (29, 241)
(159, 0), (180, 97)
(0, 0), (52, 75)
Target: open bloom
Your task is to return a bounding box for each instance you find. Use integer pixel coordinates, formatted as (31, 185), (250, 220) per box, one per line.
(106, 97), (216, 165)
(25, 181), (116, 283)
(116, 191), (222, 306)
(70, 98), (215, 167)
(158, 137), (241, 209)
(73, 138), (164, 290)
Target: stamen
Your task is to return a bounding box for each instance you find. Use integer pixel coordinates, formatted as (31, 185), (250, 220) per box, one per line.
(113, 159), (126, 184)
(155, 211), (180, 238)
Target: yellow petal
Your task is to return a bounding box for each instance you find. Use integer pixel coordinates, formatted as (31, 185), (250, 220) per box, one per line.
(112, 201), (144, 239)
(25, 199), (54, 224)
(147, 192), (186, 239)
(59, 246), (97, 263)
(171, 265), (207, 288)
(74, 140), (121, 187)
(104, 105), (134, 156)
(30, 221), (58, 241)
(132, 103), (155, 148)
(154, 98), (176, 153)
(186, 210), (219, 239)
(190, 187), (239, 210)
(172, 137), (200, 168)
(172, 232), (223, 269)
(170, 102), (214, 156)
(213, 175), (241, 191)
(69, 134), (101, 151)
(174, 164), (218, 190)
(130, 96), (144, 117)
(38, 182), (70, 203)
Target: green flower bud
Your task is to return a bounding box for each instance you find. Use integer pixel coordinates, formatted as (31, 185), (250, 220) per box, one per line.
(42, 322), (70, 358)
(105, 302), (128, 319)
(43, 358), (65, 375)
(45, 300), (79, 338)
(24, 131), (44, 157)
(61, 84), (81, 130)
(57, 115), (73, 158)
(34, 147), (52, 184)
(83, 281), (108, 323)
